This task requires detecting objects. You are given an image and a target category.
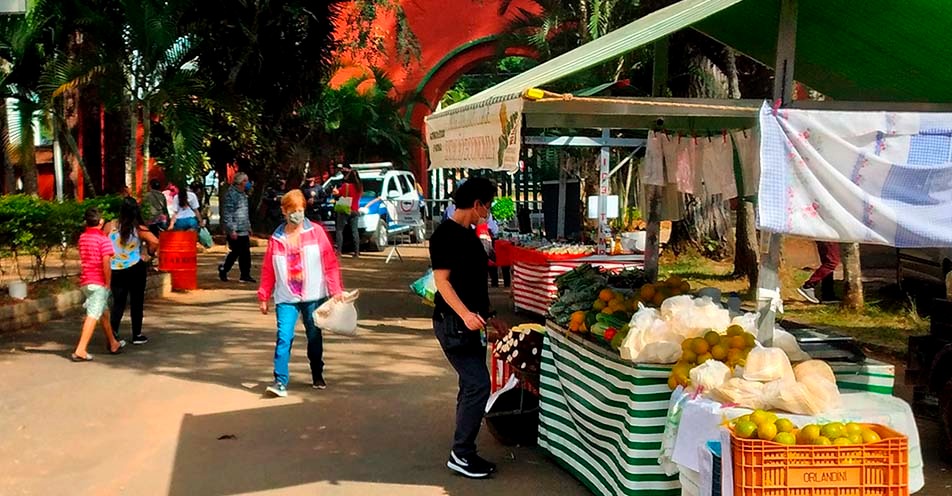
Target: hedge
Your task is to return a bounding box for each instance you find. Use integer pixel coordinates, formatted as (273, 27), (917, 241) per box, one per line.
(0, 194), (122, 281)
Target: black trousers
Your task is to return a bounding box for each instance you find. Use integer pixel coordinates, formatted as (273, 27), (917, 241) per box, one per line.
(435, 319), (490, 457)
(111, 261), (148, 339)
(222, 235), (251, 278)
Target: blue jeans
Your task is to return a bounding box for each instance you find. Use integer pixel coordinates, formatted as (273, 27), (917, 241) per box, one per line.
(273, 299), (327, 386)
(172, 217), (199, 231)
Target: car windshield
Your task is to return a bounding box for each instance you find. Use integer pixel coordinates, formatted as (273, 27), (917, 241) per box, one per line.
(324, 177), (381, 198)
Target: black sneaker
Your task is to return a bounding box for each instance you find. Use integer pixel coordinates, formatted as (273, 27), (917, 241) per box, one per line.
(447, 451), (495, 479)
(218, 264), (228, 282)
(132, 334), (149, 345)
(239, 276), (257, 284)
(312, 377), (327, 390)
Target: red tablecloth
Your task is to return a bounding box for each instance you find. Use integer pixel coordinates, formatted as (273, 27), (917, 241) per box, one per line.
(510, 254), (645, 316)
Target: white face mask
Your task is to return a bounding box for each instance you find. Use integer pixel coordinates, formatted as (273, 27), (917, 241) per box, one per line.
(287, 210), (305, 225)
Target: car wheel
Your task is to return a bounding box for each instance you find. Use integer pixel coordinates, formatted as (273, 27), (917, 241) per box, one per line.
(410, 223), (426, 243)
(369, 220), (388, 252)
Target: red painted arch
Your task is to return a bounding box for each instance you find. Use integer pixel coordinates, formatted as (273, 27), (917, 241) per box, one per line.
(332, 0), (542, 194)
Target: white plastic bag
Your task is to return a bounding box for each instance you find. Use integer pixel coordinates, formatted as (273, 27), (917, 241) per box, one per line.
(774, 328), (811, 362)
(314, 290), (360, 336)
(711, 378), (768, 410)
(743, 346), (795, 382)
(622, 306), (683, 363)
(794, 360), (836, 383)
(689, 359), (731, 392)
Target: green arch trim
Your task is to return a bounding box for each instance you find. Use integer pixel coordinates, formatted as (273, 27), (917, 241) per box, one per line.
(404, 34), (505, 123)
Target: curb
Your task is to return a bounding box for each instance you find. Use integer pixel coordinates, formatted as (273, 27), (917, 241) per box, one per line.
(0, 272), (172, 334)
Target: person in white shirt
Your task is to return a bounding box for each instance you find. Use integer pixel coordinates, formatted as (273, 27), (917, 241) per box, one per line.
(168, 185), (203, 231)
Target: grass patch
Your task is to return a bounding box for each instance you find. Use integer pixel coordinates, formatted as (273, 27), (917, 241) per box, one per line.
(659, 252), (929, 356)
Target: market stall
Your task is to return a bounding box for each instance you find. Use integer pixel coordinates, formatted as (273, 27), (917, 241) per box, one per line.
(538, 325), (906, 496)
(509, 243), (645, 315)
(423, 0), (952, 494)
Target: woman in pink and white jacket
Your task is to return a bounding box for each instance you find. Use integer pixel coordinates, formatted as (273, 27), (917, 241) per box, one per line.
(258, 190), (345, 397)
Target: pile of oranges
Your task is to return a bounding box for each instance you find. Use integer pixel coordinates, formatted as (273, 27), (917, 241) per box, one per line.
(637, 276), (692, 307)
(667, 325), (757, 390)
(731, 412), (884, 446)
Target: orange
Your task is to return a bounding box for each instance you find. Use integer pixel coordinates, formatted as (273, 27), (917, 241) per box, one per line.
(667, 375), (679, 390)
(666, 275), (683, 288)
(729, 336), (746, 349)
(691, 338), (710, 355)
(758, 423), (778, 441)
(681, 339), (693, 351)
(679, 281), (691, 294)
(651, 293), (666, 307)
(743, 333), (756, 348)
(599, 288), (615, 302)
(861, 429), (881, 444)
(680, 350), (698, 364)
(798, 424), (821, 445)
(704, 330), (721, 347)
(696, 353), (713, 364)
(711, 344), (728, 361)
(639, 284), (656, 301)
(726, 348), (742, 364)
(593, 300), (607, 311)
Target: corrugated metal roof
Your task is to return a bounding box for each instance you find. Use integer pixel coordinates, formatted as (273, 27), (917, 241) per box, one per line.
(432, 0), (745, 118)
(693, 0), (952, 103)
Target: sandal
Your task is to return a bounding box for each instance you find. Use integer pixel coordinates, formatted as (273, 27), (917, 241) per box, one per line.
(108, 340), (127, 355)
(71, 353), (94, 362)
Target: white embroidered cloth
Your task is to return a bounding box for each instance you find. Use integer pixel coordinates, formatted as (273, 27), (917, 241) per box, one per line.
(759, 103), (952, 247)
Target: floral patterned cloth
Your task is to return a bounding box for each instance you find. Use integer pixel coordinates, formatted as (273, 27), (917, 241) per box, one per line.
(286, 241), (304, 297)
(759, 103), (952, 247)
(109, 230), (141, 270)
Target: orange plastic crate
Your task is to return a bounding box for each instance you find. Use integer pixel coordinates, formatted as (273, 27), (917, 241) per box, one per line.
(731, 424), (908, 496)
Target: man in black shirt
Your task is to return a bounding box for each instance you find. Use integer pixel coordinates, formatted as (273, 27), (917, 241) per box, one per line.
(429, 176), (509, 479)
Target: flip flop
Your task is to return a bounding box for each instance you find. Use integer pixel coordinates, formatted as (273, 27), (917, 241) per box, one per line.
(71, 353), (94, 362)
(108, 340), (127, 355)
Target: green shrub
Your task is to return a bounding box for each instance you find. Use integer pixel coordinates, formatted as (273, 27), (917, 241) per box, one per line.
(0, 194), (122, 280)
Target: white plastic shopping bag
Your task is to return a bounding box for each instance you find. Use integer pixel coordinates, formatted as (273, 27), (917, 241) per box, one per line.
(314, 290), (360, 336)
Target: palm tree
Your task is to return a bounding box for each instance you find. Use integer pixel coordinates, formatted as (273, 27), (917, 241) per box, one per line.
(0, 6), (50, 195)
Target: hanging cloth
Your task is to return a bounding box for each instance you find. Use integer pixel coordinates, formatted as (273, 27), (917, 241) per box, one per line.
(731, 129), (760, 196)
(643, 131), (666, 186)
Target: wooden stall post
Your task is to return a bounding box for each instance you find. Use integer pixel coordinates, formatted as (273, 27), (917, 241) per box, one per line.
(756, 0), (799, 346)
(643, 36), (669, 283)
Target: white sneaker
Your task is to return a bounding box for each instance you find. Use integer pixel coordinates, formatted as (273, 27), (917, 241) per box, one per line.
(266, 382), (288, 397)
(797, 286), (820, 304)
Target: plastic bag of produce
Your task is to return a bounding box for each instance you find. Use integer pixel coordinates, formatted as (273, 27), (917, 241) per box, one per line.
(622, 306), (682, 363)
(793, 359), (836, 383)
(663, 296), (730, 340)
(793, 360), (841, 413)
(711, 378), (768, 410)
(689, 359), (731, 391)
(774, 328), (811, 362)
(730, 313), (758, 335)
(314, 290), (360, 337)
(763, 377), (838, 416)
(743, 346), (795, 382)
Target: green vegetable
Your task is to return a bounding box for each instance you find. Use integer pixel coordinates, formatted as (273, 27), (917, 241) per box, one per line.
(491, 197), (516, 222)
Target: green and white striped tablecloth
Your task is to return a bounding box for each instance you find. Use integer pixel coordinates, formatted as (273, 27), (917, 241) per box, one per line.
(539, 325), (896, 496)
(539, 327), (680, 496)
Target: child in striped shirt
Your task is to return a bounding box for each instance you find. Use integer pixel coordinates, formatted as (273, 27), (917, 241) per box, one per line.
(72, 207), (125, 361)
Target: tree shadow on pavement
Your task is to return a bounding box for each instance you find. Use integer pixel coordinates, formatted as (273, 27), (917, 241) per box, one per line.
(167, 393), (582, 496)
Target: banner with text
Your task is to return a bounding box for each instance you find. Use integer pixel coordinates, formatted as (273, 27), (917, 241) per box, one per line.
(425, 95), (523, 172)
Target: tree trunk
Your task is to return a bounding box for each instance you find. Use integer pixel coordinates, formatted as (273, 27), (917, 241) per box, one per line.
(1, 100), (12, 194)
(841, 242), (864, 310)
(126, 101), (138, 192)
(733, 199), (759, 285)
(141, 102), (151, 196)
(18, 101), (38, 195)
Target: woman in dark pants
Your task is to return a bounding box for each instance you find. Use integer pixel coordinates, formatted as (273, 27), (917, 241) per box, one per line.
(109, 197), (160, 344)
(429, 177), (509, 479)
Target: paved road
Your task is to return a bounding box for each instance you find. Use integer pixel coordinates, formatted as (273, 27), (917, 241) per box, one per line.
(0, 245), (586, 496)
